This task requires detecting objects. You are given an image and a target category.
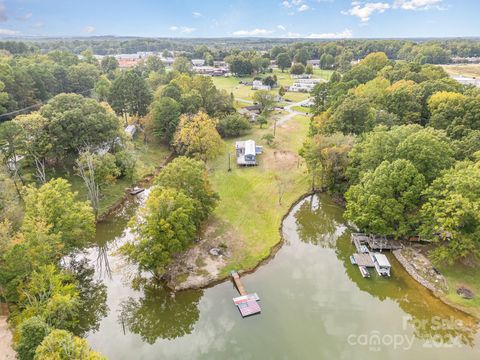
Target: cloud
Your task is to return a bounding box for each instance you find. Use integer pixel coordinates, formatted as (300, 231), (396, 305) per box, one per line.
(169, 26), (178, 31)
(0, 28), (19, 36)
(31, 21), (44, 29)
(298, 4), (310, 12)
(307, 28), (353, 38)
(180, 26), (196, 34)
(277, 24), (286, 31)
(83, 26), (95, 33)
(393, 0), (443, 10)
(342, 2), (390, 22)
(282, 0), (293, 8)
(0, 1), (6, 22)
(16, 12), (32, 21)
(286, 31), (301, 37)
(192, 11), (202, 17)
(232, 28), (275, 36)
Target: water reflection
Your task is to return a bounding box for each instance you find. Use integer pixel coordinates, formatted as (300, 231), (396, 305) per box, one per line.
(296, 195), (479, 348)
(67, 258), (109, 336)
(118, 283), (202, 344)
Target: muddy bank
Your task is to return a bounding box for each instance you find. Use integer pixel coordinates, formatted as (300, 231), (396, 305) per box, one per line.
(0, 305), (15, 360)
(167, 191), (316, 292)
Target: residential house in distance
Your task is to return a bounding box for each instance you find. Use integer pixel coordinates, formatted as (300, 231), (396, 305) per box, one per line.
(191, 59), (206, 67)
(213, 60), (227, 67)
(307, 59), (320, 68)
(235, 140), (263, 166)
(160, 57), (175, 66)
(238, 105), (261, 122)
(252, 80), (271, 90)
(291, 74), (312, 79)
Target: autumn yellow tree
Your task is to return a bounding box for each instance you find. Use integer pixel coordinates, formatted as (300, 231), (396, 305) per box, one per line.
(173, 111), (224, 161)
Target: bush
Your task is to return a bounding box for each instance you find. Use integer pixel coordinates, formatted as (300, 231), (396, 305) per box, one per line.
(217, 114), (252, 138)
(290, 63), (305, 75)
(17, 317), (51, 360)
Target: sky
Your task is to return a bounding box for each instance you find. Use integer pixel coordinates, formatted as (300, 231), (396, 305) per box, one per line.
(0, 0), (479, 39)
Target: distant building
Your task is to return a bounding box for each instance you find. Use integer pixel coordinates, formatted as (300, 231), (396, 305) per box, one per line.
(213, 60), (227, 67)
(191, 59), (206, 67)
(235, 140), (263, 166)
(160, 57), (175, 66)
(288, 82), (316, 92)
(252, 80), (271, 91)
(307, 59), (320, 68)
(290, 74), (312, 79)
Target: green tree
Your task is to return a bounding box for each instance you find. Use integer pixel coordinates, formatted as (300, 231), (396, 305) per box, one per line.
(173, 56), (192, 74)
(319, 53), (334, 69)
(100, 56), (118, 74)
(35, 329), (105, 360)
(173, 111), (224, 161)
(93, 75), (111, 102)
(216, 113), (251, 138)
(420, 159), (480, 264)
(22, 178), (95, 252)
(120, 186), (197, 277)
(17, 316), (51, 360)
(253, 90), (275, 115)
(290, 63), (305, 75)
(66, 63), (100, 94)
(305, 64), (314, 74)
(155, 157), (218, 224)
(151, 97), (182, 143)
(345, 159), (426, 238)
(276, 53), (291, 72)
(330, 96), (375, 135)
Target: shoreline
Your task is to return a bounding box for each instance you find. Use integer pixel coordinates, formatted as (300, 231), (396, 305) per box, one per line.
(168, 191), (316, 292)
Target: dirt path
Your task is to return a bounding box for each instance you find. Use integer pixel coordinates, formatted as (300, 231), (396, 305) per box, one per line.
(0, 317), (15, 360)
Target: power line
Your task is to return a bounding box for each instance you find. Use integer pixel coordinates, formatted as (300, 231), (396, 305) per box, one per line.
(0, 87), (95, 120)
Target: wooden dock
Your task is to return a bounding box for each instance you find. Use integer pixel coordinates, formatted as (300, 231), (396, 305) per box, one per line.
(367, 235), (402, 251)
(351, 233), (370, 253)
(353, 253), (375, 268)
(231, 271), (261, 318)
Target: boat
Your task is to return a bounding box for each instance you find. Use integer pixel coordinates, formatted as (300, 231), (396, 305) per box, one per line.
(359, 266), (370, 278)
(129, 187), (145, 195)
(350, 255), (357, 265)
(371, 253), (391, 277)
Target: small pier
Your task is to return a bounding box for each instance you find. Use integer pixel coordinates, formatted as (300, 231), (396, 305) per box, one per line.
(231, 271), (261, 317)
(350, 234), (394, 278)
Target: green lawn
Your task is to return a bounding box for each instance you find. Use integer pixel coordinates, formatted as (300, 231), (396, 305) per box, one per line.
(291, 105), (311, 113)
(206, 114), (311, 275)
(437, 263), (480, 318)
(313, 68), (334, 80)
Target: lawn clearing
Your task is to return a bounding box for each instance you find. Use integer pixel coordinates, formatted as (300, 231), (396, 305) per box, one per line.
(205, 113), (310, 276)
(442, 64), (480, 78)
(437, 263), (480, 318)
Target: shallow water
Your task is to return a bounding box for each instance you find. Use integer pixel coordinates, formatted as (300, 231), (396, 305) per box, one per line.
(85, 193), (480, 359)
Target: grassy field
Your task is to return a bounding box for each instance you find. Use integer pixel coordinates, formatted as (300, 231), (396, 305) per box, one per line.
(212, 69), (328, 106)
(438, 263), (480, 318)
(442, 64), (480, 78)
(205, 113), (311, 276)
(65, 136), (170, 216)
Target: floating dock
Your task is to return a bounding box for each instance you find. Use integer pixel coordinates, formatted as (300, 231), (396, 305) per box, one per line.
(231, 271), (261, 317)
(352, 253), (375, 268)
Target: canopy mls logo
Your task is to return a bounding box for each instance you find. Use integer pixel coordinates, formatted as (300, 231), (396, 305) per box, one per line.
(347, 316), (467, 351)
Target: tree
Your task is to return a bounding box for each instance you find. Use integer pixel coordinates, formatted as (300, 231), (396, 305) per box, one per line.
(290, 63), (305, 75)
(276, 53), (291, 71)
(216, 113), (251, 138)
(16, 265), (80, 331)
(384, 80), (423, 124)
(120, 186), (197, 277)
(329, 96), (375, 135)
(227, 56), (253, 76)
(22, 178), (95, 252)
(294, 48), (310, 65)
(100, 56), (118, 74)
(34, 329), (105, 360)
(319, 53), (334, 69)
(257, 114), (268, 129)
(94, 75), (111, 102)
(66, 63), (100, 94)
(305, 64), (314, 75)
(155, 157), (218, 225)
(345, 159), (426, 238)
(17, 316), (51, 360)
(253, 90), (275, 115)
(420, 159), (480, 264)
(173, 111), (224, 161)
(40, 93), (121, 159)
(145, 56), (164, 73)
(300, 133), (355, 193)
(108, 70), (152, 123)
(151, 97), (182, 143)
(173, 56), (192, 74)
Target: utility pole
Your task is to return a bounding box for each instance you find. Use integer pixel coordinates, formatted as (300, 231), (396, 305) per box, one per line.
(273, 119), (277, 137)
(228, 152), (232, 172)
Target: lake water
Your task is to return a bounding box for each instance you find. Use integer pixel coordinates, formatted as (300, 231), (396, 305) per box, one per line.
(85, 193), (480, 359)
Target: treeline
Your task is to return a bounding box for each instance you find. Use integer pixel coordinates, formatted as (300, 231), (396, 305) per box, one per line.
(301, 52), (480, 264)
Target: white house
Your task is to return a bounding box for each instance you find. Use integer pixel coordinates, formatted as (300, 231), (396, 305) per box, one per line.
(307, 59), (320, 68)
(235, 140), (263, 166)
(191, 59), (206, 67)
(252, 80), (271, 91)
(288, 82), (316, 93)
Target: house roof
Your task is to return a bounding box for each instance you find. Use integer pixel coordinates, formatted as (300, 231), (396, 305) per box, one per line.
(373, 253), (391, 268)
